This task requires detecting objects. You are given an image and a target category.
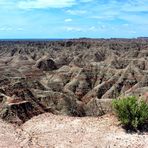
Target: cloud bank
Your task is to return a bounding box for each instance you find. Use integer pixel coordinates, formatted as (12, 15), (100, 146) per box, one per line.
(0, 0), (147, 38)
(18, 0), (76, 9)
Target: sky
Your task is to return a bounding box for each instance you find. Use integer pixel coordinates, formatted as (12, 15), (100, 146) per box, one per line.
(0, 0), (148, 39)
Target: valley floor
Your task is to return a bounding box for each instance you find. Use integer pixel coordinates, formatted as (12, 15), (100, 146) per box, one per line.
(0, 113), (148, 148)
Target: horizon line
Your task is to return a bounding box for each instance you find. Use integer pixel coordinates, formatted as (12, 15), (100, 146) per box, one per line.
(0, 37), (148, 40)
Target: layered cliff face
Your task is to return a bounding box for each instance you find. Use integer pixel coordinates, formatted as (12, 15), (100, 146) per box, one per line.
(0, 39), (148, 123)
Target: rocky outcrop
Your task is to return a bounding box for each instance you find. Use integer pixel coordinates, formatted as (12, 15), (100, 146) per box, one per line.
(0, 38), (147, 123)
(35, 57), (57, 71)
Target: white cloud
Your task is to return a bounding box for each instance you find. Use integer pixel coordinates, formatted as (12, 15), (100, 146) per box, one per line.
(123, 23), (129, 27)
(0, 27), (5, 31)
(0, 0), (5, 5)
(89, 26), (96, 31)
(91, 15), (116, 21)
(0, 27), (13, 31)
(65, 26), (98, 32)
(17, 27), (23, 31)
(18, 0), (76, 9)
(65, 26), (83, 31)
(64, 18), (72, 22)
(66, 9), (87, 15)
(91, 9), (120, 21)
(80, 0), (93, 2)
(130, 31), (136, 34)
(120, 14), (148, 25)
(99, 25), (106, 30)
(121, 0), (148, 12)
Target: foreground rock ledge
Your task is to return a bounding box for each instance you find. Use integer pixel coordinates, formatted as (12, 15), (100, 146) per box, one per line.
(0, 113), (148, 148)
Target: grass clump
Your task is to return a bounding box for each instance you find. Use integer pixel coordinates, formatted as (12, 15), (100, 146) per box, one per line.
(112, 96), (148, 131)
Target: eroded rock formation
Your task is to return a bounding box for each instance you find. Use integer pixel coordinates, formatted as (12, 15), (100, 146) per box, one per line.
(0, 38), (147, 123)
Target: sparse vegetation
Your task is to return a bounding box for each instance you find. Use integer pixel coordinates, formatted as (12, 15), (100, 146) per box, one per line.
(112, 96), (148, 131)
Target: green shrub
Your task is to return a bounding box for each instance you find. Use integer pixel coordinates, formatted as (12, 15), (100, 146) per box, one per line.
(112, 96), (148, 130)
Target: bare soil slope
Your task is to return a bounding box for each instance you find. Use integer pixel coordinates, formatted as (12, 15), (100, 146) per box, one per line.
(0, 38), (148, 123)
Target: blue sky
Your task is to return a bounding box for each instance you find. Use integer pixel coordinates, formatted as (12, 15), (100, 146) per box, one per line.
(0, 0), (148, 38)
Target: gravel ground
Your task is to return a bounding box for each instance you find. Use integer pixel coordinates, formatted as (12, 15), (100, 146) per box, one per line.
(0, 113), (148, 148)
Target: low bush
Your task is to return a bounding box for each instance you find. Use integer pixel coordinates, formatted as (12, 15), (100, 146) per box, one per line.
(112, 96), (148, 131)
